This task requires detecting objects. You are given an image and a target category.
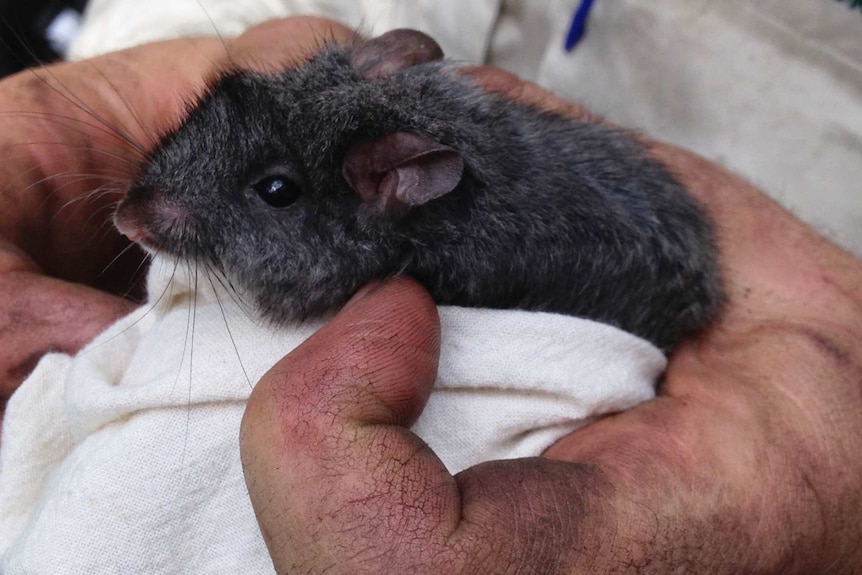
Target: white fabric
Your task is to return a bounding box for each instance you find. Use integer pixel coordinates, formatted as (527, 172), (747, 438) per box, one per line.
(68, 0), (862, 255)
(0, 258), (663, 573)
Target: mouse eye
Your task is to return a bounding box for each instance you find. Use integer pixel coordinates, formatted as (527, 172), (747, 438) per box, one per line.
(252, 175), (302, 208)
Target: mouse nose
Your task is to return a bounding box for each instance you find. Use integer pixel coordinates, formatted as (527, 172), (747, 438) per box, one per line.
(114, 189), (158, 245)
(113, 207), (153, 245)
(114, 187), (197, 252)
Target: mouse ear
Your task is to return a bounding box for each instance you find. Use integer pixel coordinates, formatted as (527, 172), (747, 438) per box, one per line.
(343, 132), (464, 217)
(351, 29), (444, 79)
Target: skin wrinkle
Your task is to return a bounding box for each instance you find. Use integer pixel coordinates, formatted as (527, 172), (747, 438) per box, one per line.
(743, 325), (862, 480)
(442, 461), (608, 573)
(253, 286), (456, 572)
(552, 400), (784, 572)
(250, 282), (442, 536)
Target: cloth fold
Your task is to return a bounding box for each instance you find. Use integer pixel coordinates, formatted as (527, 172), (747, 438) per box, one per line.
(0, 257), (663, 573)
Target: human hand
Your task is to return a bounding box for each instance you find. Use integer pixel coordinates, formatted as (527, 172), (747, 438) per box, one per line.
(0, 17), (354, 412)
(240, 70), (862, 573)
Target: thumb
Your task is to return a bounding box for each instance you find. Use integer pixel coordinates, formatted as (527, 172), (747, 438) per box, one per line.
(240, 279), (618, 574)
(239, 277), (451, 572)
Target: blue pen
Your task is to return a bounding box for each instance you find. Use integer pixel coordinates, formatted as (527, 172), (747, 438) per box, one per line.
(565, 0), (597, 51)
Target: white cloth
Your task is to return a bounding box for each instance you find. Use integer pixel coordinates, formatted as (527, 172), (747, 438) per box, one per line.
(0, 258), (663, 573)
(68, 0), (862, 255)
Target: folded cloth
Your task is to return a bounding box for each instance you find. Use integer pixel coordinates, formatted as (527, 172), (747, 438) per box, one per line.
(0, 256), (663, 573)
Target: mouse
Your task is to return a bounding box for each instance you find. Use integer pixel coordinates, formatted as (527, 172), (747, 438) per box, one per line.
(114, 28), (722, 351)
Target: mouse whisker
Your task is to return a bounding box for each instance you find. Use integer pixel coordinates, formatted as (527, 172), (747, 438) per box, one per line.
(118, 250), (153, 302)
(179, 261), (201, 471)
(0, 110), (149, 162)
(78, 200), (122, 237)
(47, 179), (129, 218)
(205, 266), (257, 324)
(98, 241), (140, 280)
(74, 59), (157, 157)
(74, 252), (169, 357)
(0, 25), (151, 159)
(4, 149), (136, 197)
(172, 260), (194, 388)
(204, 267), (252, 389)
(15, 169), (129, 208)
(194, 0), (231, 65)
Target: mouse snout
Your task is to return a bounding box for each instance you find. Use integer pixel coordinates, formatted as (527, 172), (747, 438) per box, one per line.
(114, 215), (150, 244)
(114, 189), (195, 251)
(113, 201), (154, 244)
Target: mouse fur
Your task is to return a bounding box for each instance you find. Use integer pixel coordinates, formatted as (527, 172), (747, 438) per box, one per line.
(115, 30), (722, 350)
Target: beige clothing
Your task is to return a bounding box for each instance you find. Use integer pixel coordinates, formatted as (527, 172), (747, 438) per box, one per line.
(70, 0), (862, 254)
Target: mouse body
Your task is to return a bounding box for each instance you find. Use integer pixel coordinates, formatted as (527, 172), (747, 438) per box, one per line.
(115, 30), (721, 350)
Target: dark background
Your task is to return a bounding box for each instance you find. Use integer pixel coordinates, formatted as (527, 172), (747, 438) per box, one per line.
(0, 0), (88, 78)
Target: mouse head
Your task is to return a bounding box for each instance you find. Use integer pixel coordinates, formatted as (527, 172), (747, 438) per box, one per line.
(114, 30), (465, 321)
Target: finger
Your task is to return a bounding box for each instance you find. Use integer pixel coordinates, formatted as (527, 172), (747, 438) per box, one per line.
(240, 277), (454, 570)
(229, 16), (355, 73)
(240, 278), (605, 573)
(462, 65), (598, 122)
(0, 37), (230, 289)
(0, 270), (136, 398)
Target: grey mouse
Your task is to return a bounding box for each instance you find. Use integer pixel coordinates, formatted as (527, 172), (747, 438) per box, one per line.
(114, 29), (722, 350)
